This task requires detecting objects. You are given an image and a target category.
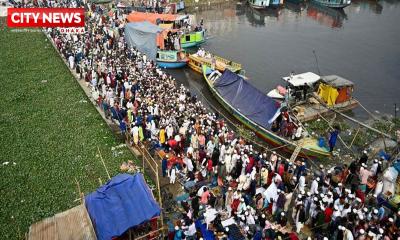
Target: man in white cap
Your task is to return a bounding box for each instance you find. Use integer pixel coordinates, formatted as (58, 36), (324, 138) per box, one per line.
(310, 177), (319, 195)
(225, 187), (233, 217)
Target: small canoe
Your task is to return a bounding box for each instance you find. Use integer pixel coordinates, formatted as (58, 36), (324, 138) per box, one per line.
(310, 0), (351, 9)
(188, 53), (242, 74)
(202, 65), (331, 160)
(180, 30), (206, 49)
(156, 50), (188, 69)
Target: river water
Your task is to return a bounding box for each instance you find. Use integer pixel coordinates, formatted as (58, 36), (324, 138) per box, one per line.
(168, 0), (400, 119)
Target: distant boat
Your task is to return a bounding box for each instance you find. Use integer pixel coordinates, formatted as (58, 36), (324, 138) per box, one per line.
(127, 12), (207, 48)
(188, 53), (242, 74)
(266, 72), (359, 122)
(180, 30), (206, 49)
(310, 0), (351, 9)
(248, 0), (283, 9)
(157, 50), (189, 69)
(202, 66), (331, 160)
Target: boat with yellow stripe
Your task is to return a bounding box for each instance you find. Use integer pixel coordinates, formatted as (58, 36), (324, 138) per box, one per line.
(188, 52), (242, 74)
(202, 65), (331, 160)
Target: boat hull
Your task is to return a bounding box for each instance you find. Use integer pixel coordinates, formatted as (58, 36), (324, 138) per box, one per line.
(157, 60), (187, 69)
(202, 67), (330, 160)
(311, 0), (350, 8)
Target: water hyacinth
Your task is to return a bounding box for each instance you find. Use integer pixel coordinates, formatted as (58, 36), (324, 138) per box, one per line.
(0, 23), (140, 239)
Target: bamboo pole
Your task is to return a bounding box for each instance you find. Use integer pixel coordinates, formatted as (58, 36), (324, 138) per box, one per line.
(74, 177), (83, 204)
(97, 146), (111, 180)
(155, 166), (164, 236)
(331, 108), (395, 140)
(349, 127), (361, 148)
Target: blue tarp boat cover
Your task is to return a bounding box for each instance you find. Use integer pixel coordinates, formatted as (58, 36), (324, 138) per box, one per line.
(85, 173), (161, 240)
(124, 21), (163, 60)
(214, 70), (280, 129)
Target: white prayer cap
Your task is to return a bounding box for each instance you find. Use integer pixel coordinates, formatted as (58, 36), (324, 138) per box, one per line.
(363, 207), (368, 212)
(379, 228), (384, 234)
(245, 211), (249, 216)
(228, 187), (232, 191)
(373, 209), (378, 214)
(359, 215), (364, 220)
(175, 226), (179, 230)
(319, 164), (324, 168)
(281, 212), (285, 216)
(225, 227), (229, 232)
(262, 214), (266, 218)
(338, 183), (343, 186)
(389, 217), (394, 222)
(307, 192), (311, 196)
(316, 177), (320, 181)
(352, 209), (357, 213)
(356, 197), (361, 202)
(359, 229), (365, 234)
(298, 194), (303, 199)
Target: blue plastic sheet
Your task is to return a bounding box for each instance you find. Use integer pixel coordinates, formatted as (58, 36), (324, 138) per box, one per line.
(86, 173), (161, 240)
(214, 70), (280, 129)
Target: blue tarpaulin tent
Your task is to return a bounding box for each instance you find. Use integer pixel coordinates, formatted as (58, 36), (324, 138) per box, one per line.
(85, 173), (161, 240)
(214, 70), (280, 129)
(124, 21), (163, 60)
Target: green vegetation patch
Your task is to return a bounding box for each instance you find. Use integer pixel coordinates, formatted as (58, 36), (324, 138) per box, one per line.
(0, 26), (136, 238)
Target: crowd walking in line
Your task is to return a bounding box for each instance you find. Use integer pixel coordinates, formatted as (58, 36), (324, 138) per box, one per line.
(16, 0), (400, 239)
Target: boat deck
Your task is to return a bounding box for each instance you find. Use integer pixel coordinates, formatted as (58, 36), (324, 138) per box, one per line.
(292, 96), (359, 122)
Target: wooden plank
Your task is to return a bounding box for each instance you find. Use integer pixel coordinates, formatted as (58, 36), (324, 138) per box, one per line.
(28, 217), (58, 240)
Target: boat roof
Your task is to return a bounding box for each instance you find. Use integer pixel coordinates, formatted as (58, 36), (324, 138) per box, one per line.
(320, 75), (354, 87)
(282, 72), (321, 87)
(127, 12), (187, 25)
(214, 70), (280, 129)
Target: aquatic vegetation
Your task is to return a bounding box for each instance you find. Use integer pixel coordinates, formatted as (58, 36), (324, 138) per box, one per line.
(0, 27), (138, 238)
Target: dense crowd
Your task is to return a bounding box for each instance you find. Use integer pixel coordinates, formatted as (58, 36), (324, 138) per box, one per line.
(19, 0), (400, 239)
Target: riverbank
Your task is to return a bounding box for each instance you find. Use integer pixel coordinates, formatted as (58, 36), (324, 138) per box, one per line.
(0, 19), (140, 239)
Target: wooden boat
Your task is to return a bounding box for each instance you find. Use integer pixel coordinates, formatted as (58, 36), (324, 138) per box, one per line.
(267, 72), (359, 122)
(127, 12), (206, 49)
(156, 50), (188, 69)
(188, 53), (242, 74)
(180, 30), (206, 48)
(248, 0), (283, 9)
(202, 66), (331, 160)
(310, 0), (351, 9)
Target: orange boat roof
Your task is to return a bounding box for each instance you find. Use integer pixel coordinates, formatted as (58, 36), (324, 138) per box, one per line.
(127, 12), (179, 24)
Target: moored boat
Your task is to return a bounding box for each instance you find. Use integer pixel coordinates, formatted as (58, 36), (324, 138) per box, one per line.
(157, 50), (188, 69)
(127, 12), (206, 48)
(310, 0), (351, 9)
(248, 0), (283, 9)
(202, 66), (331, 160)
(188, 52), (242, 74)
(267, 72), (359, 122)
(180, 29), (206, 48)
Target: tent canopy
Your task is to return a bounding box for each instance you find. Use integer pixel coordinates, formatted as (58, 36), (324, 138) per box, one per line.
(282, 72), (321, 87)
(127, 11), (181, 24)
(86, 173), (161, 240)
(124, 21), (164, 60)
(320, 75), (354, 87)
(214, 70), (280, 129)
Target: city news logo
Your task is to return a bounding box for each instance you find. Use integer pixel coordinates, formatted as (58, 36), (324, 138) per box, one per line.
(7, 8), (84, 29)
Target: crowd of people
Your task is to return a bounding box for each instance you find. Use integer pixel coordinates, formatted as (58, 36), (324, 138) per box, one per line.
(18, 0), (400, 239)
